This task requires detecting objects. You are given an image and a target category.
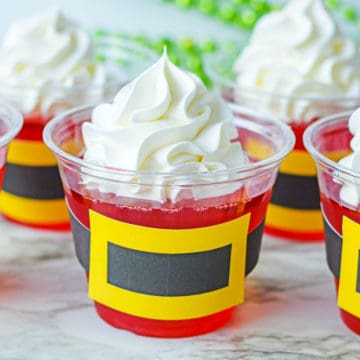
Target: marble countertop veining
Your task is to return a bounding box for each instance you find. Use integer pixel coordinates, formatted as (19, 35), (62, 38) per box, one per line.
(0, 220), (358, 360)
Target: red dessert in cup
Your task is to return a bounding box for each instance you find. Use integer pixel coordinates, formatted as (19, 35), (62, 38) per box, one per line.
(304, 111), (360, 335)
(44, 52), (294, 337)
(207, 0), (360, 241)
(0, 10), (154, 230)
(44, 103), (294, 337)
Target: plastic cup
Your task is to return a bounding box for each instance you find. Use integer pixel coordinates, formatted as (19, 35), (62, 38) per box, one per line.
(44, 103), (294, 338)
(304, 111), (360, 335)
(0, 39), (156, 231)
(0, 103), (23, 188)
(206, 55), (360, 241)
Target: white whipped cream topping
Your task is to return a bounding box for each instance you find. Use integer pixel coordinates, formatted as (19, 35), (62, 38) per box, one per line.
(82, 51), (247, 202)
(338, 108), (360, 206)
(234, 0), (360, 122)
(0, 9), (107, 114)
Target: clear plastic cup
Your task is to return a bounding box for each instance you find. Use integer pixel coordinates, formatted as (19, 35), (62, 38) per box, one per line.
(0, 39), (156, 231)
(43, 103), (294, 338)
(0, 103), (23, 187)
(206, 55), (360, 241)
(304, 111), (360, 335)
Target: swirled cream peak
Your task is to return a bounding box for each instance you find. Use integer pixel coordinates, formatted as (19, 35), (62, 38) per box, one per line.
(338, 108), (360, 206)
(234, 0), (360, 122)
(82, 51), (247, 201)
(0, 9), (106, 113)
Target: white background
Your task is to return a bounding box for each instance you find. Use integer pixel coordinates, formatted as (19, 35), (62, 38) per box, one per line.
(0, 0), (245, 41)
(0, 0), (358, 45)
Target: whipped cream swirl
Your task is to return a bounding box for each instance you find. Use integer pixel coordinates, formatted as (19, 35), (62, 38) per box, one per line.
(0, 9), (107, 114)
(234, 0), (360, 122)
(82, 51), (247, 202)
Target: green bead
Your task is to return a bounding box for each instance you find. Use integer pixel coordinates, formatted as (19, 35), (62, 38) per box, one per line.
(232, 0), (249, 5)
(240, 8), (258, 28)
(186, 55), (202, 72)
(325, 0), (339, 10)
(152, 40), (167, 54)
(250, 0), (270, 14)
(219, 4), (237, 22)
(157, 37), (174, 51)
(341, 5), (357, 22)
(175, 0), (193, 9)
(198, 0), (216, 15)
(200, 39), (217, 53)
(179, 37), (196, 52)
(234, 14), (246, 29)
(168, 53), (181, 66)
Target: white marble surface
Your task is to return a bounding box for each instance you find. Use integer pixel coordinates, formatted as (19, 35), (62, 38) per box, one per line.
(0, 219), (358, 359)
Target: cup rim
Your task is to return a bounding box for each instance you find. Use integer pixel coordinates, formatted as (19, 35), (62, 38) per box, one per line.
(43, 102), (295, 183)
(0, 102), (23, 148)
(303, 110), (360, 179)
(205, 53), (360, 103)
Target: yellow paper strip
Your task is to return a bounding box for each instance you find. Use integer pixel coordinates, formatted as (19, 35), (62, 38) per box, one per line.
(266, 203), (323, 232)
(7, 139), (57, 166)
(88, 210), (250, 320)
(0, 190), (68, 224)
(338, 216), (360, 318)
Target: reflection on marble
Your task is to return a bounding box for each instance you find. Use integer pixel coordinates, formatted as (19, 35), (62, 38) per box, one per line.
(0, 218), (358, 359)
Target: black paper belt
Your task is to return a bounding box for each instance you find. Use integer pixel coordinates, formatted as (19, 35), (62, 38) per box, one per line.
(2, 163), (64, 199)
(323, 214), (360, 292)
(271, 172), (320, 210)
(70, 209), (264, 290)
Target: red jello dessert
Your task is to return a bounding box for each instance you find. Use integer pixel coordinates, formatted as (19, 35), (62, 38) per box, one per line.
(265, 119), (324, 241)
(1, 113), (70, 231)
(43, 51), (294, 337)
(0, 10), (131, 231)
(43, 103), (293, 337)
(304, 111), (360, 336)
(65, 184), (272, 337)
(208, 0), (360, 242)
(321, 180), (360, 336)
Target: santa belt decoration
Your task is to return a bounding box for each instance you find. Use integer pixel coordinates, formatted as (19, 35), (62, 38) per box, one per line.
(323, 213), (360, 318)
(68, 205), (265, 321)
(0, 138), (68, 225)
(266, 149), (323, 234)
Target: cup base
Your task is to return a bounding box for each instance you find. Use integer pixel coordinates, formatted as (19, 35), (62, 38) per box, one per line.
(264, 225), (324, 242)
(339, 308), (360, 336)
(2, 214), (71, 232)
(334, 279), (360, 336)
(94, 302), (235, 338)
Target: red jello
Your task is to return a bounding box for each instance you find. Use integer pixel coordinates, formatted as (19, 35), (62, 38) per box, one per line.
(321, 181), (360, 336)
(65, 185), (272, 337)
(1, 113), (70, 231)
(265, 119), (324, 241)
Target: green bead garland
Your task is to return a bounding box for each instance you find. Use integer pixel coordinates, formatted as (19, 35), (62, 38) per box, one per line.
(159, 0), (360, 31)
(157, 0), (273, 30)
(92, 30), (241, 88)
